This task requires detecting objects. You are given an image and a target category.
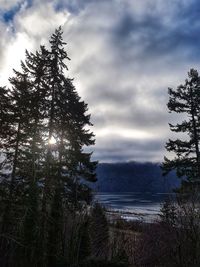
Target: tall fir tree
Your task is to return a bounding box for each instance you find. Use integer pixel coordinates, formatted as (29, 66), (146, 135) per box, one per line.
(17, 48), (48, 267)
(0, 86), (11, 143)
(45, 27), (97, 266)
(18, 47), (50, 267)
(0, 27), (97, 267)
(0, 70), (35, 267)
(163, 69), (200, 192)
(0, 60), (47, 266)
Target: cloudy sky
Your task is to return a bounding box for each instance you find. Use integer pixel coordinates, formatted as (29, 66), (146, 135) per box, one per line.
(0, 0), (200, 163)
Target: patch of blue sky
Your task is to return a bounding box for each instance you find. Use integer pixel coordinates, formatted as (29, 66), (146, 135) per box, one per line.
(3, 6), (20, 22)
(1, 0), (33, 23)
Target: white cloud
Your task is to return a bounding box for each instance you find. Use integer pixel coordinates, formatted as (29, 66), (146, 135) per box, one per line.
(0, 0), (22, 11)
(0, 1), (70, 84)
(0, 31), (33, 85)
(15, 1), (69, 40)
(0, 0), (199, 162)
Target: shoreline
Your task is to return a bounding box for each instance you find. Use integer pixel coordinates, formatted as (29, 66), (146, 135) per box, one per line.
(105, 207), (160, 223)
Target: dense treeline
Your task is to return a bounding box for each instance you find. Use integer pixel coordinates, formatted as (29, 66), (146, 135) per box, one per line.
(95, 162), (179, 193)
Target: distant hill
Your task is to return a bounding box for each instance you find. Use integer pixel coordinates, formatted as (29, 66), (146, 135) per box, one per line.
(93, 162), (180, 193)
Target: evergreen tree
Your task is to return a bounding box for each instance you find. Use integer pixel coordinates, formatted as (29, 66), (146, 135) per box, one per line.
(0, 86), (13, 267)
(44, 27), (97, 266)
(0, 86), (11, 142)
(18, 47), (50, 267)
(0, 61), (46, 266)
(18, 49), (48, 267)
(163, 69), (200, 192)
(0, 43), (48, 267)
(0, 27), (97, 267)
(0, 71), (35, 267)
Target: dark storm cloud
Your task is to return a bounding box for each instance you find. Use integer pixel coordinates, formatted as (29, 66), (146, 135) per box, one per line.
(94, 136), (164, 162)
(86, 84), (134, 106)
(112, 3), (200, 63)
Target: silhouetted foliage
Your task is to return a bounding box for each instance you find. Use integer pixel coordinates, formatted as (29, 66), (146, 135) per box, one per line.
(135, 197), (200, 267)
(90, 203), (109, 260)
(0, 27), (97, 267)
(163, 69), (200, 192)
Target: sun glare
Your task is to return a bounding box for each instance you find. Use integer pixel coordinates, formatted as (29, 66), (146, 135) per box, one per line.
(49, 136), (56, 145)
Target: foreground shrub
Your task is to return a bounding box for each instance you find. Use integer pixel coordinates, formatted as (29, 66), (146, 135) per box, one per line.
(135, 195), (200, 267)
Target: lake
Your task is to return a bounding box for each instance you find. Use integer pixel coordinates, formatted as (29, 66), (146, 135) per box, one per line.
(95, 192), (174, 222)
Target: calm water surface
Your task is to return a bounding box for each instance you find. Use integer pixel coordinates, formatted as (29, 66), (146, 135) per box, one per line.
(95, 192), (174, 221)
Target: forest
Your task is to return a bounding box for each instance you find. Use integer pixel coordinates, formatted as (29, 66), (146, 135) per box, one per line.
(1, 28), (200, 267)
(95, 162), (179, 193)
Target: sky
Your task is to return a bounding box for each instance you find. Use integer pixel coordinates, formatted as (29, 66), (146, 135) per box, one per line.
(0, 0), (200, 163)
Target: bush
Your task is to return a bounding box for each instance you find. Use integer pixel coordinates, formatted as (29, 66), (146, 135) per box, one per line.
(135, 196), (200, 267)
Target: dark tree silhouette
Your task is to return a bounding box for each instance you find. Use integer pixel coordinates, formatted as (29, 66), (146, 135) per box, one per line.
(163, 69), (200, 192)
(0, 27), (97, 267)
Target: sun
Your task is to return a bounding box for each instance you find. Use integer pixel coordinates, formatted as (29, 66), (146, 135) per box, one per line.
(49, 136), (56, 145)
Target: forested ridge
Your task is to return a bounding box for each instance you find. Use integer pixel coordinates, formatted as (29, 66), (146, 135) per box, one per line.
(96, 162), (179, 193)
